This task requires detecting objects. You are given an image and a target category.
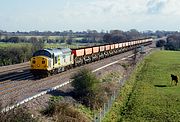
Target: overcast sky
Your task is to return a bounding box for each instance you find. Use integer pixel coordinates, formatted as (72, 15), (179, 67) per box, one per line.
(0, 0), (180, 32)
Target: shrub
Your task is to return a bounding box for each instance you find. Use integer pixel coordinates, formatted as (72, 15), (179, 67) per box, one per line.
(81, 87), (109, 109)
(71, 68), (99, 97)
(41, 96), (63, 116)
(0, 106), (37, 122)
(54, 102), (90, 122)
(42, 101), (91, 122)
(71, 68), (120, 110)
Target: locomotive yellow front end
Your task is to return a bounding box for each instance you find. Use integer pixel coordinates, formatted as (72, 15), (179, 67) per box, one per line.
(30, 49), (53, 77)
(31, 56), (49, 70)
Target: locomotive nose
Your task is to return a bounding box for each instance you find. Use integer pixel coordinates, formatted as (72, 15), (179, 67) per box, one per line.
(31, 56), (48, 70)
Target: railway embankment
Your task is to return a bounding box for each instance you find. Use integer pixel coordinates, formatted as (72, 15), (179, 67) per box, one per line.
(103, 50), (180, 121)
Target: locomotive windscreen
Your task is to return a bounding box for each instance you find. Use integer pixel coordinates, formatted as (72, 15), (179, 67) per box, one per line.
(33, 50), (52, 58)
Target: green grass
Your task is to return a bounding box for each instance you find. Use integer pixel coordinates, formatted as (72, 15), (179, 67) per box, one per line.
(1, 35), (85, 41)
(1, 35), (64, 40)
(44, 43), (83, 49)
(0, 42), (31, 48)
(101, 71), (123, 83)
(103, 51), (180, 122)
(0, 42), (83, 49)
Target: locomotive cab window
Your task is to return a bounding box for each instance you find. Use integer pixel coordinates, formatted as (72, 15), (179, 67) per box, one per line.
(33, 50), (52, 58)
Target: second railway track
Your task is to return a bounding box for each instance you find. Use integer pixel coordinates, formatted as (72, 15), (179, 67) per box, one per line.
(0, 62), (30, 74)
(0, 70), (32, 82)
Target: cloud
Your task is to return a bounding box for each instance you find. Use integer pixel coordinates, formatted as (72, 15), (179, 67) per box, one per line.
(161, 0), (180, 15)
(147, 0), (168, 14)
(1, 0), (180, 31)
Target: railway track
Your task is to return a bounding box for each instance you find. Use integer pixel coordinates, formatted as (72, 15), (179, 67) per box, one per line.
(0, 70), (32, 82)
(0, 62), (30, 74)
(0, 45), (154, 109)
(0, 74), (34, 93)
(0, 62), (30, 83)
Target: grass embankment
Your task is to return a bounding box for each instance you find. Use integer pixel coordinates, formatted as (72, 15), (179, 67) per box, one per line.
(103, 51), (180, 121)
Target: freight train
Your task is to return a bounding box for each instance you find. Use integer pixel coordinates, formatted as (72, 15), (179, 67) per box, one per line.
(30, 38), (153, 77)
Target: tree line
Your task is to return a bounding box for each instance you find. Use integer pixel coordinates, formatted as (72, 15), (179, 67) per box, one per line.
(156, 33), (180, 50)
(0, 39), (44, 66)
(1, 29), (177, 44)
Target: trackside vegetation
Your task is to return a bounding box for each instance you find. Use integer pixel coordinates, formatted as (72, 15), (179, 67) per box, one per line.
(0, 105), (38, 122)
(103, 51), (180, 121)
(40, 68), (121, 121)
(72, 68), (111, 110)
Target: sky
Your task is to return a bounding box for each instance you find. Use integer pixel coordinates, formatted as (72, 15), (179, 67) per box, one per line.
(0, 0), (180, 32)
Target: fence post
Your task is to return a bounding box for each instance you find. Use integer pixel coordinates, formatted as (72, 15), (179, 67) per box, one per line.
(94, 114), (99, 122)
(94, 113), (96, 122)
(113, 91), (116, 100)
(107, 99), (110, 111)
(104, 103), (106, 117)
(99, 108), (102, 122)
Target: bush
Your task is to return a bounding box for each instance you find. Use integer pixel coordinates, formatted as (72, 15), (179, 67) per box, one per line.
(54, 102), (90, 122)
(0, 44), (32, 66)
(30, 37), (44, 53)
(72, 68), (108, 109)
(42, 101), (91, 122)
(156, 39), (166, 47)
(81, 87), (109, 109)
(0, 106), (37, 122)
(71, 68), (120, 110)
(42, 96), (64, 116)
(71, 68), (99, 97)
(77, 104), (93, 120)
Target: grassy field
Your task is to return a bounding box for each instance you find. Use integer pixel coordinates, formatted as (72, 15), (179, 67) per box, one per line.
(1, 35), (64, 40)
(0, 42), (80, 48)
(1, 35), (85, 41)
(103, 51), (180, 121)
(0, 42), (100, 49)
(0, 42), (31, 48)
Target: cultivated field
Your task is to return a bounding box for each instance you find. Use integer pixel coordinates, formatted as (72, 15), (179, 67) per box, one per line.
(0, 42), (30, 48)
(103, 51), (180, 121)
(0, 42), (93, 49)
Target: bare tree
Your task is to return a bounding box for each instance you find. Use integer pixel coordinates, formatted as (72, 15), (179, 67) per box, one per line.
(30, 37), (44, 53)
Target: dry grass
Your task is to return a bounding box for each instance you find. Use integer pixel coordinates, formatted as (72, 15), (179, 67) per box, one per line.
(42, 101), (91, 122)
(0, 105), (37, 122)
